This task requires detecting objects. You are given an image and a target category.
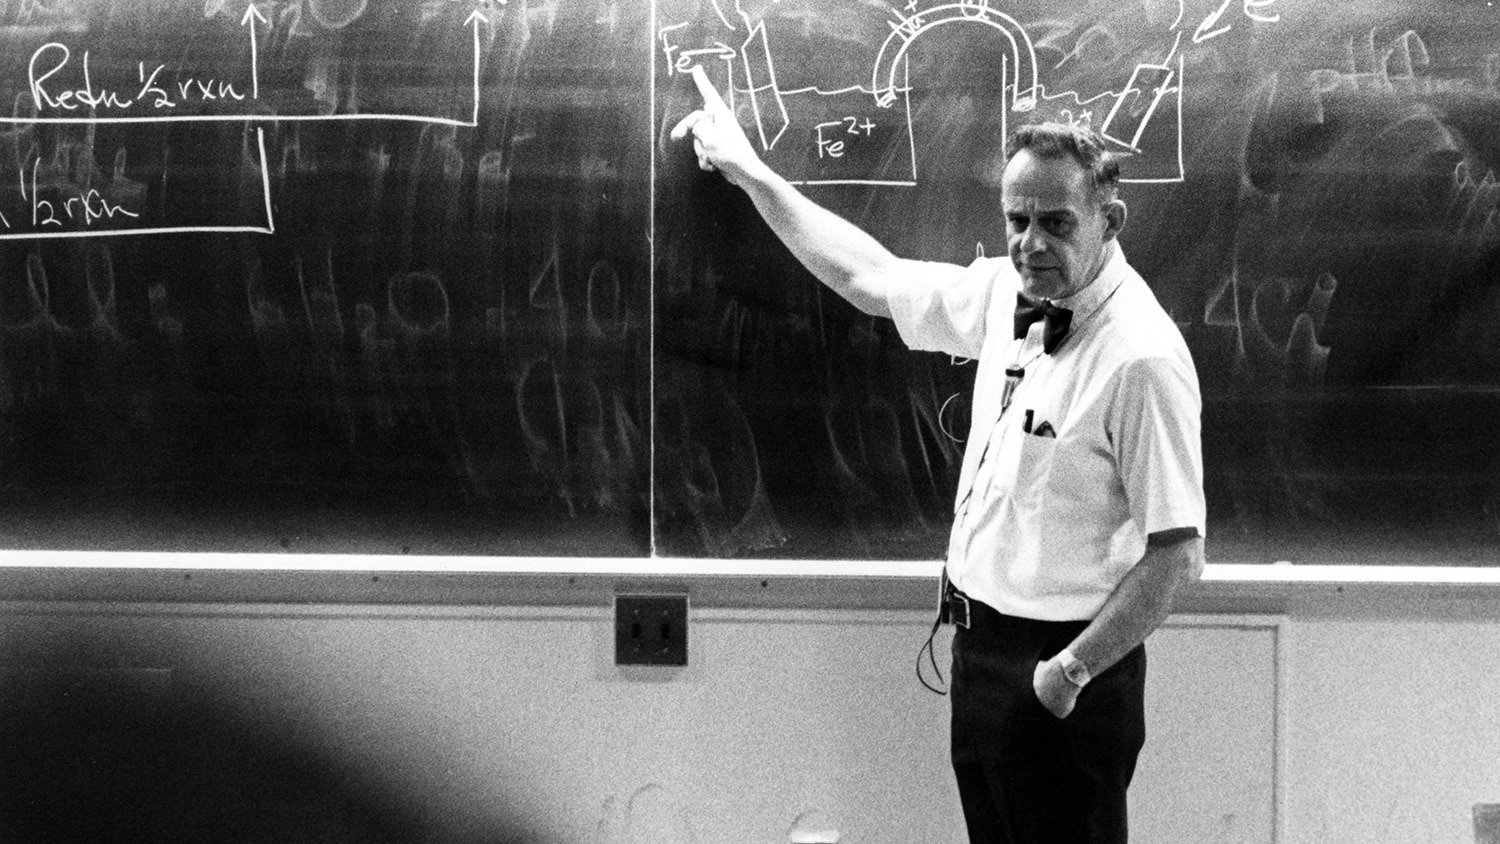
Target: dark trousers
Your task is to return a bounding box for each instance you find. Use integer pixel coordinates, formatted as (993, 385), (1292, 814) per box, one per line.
(949, 600), (1147, 844)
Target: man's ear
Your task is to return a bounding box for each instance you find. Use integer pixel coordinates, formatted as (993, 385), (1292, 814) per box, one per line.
(1102, 199), (1127, 242)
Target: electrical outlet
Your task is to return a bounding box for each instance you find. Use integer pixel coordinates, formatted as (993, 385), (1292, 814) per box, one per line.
(1476, 803), (1500, 844)
(614, 594), (688, 666)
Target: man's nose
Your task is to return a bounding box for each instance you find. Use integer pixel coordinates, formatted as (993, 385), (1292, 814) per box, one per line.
(1016, 226), (1046, 255)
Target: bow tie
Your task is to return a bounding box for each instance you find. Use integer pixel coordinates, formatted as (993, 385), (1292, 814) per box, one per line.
(1014, 294), (1074, 354)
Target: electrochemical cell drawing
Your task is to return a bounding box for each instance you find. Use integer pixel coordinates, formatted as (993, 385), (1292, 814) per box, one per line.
(0, 3), (493, 240)
(660, 0), (1284, 188)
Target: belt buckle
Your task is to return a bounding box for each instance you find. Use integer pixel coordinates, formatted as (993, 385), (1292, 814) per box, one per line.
(950, 592), (971, 630)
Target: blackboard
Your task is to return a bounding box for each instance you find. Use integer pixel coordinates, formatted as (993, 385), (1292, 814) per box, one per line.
(0, 0), (651, 555)
(653, 0), (1500, 564)
(0, 0), (1496, 564)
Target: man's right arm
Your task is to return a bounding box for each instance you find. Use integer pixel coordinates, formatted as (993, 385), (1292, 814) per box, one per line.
(669, 66), (937, 320)
(734, 167), (905, 319)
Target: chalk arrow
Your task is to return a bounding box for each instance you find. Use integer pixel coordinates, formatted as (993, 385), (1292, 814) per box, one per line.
(466, 10), (490, 127)
(1192, 0), (1234, 44)
(241, 4), (269, 99)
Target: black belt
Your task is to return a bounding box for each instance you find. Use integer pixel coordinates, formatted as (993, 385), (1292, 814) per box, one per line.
(939, 568), (1007, 632)
(946, 585), (1060, 633)
(948, 586), (1017, 631)
(947, 587), (973, 630)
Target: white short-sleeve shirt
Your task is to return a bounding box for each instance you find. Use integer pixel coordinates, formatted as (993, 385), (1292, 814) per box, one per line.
(887, 244), (1205, 621)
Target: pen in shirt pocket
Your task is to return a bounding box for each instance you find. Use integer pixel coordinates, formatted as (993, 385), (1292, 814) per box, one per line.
(1022, 409), (1057, 438)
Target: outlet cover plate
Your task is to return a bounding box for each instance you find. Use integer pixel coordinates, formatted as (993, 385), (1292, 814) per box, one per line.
(614, 594), (689, 666)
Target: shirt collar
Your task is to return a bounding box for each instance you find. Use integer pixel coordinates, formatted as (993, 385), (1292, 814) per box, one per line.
(1050, 240), (1127, 318)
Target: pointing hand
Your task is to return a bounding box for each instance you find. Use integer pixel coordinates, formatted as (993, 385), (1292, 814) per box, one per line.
(669, 65), (766, 186)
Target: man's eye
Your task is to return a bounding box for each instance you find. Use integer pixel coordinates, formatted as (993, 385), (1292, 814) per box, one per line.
(1044, 219), (1074, 236)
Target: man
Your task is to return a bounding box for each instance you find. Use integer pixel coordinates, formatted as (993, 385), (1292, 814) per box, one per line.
(672, 67), (1205, 843)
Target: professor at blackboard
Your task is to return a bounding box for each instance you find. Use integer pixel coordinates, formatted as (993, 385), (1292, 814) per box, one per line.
(673, 67), (1206, 844)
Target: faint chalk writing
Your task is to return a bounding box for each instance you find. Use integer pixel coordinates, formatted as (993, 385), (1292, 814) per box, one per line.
(595, 784), (700, 844)
(1193, 0), (1278, 44)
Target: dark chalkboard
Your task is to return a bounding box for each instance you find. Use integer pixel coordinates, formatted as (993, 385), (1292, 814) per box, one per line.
(0, 0), (1496, 565)
(653, 0), (1500, 565)
(0, 0), (651, 555)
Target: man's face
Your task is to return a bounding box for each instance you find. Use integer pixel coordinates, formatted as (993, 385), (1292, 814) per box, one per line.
(1001, 149), (1122, 301)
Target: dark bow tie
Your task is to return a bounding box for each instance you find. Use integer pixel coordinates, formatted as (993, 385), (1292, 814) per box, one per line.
(1014, 294), (1074, 354)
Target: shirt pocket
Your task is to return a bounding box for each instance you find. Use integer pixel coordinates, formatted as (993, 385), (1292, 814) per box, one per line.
(992, 430), (1056, 507)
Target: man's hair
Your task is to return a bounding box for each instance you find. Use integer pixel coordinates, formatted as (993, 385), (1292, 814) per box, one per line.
(1005, 123), (1121, 202)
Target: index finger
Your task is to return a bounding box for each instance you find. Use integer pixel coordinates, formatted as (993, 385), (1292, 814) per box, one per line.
(690, 65), (730, 114)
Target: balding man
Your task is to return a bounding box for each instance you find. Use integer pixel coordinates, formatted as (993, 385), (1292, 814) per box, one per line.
(674, 71), (1205, 843)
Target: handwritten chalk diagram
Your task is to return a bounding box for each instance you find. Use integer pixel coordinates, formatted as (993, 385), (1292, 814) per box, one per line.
(660, 8), (919, 187)
(0, 1), (496, 240)
(662, 0), (1284, 187)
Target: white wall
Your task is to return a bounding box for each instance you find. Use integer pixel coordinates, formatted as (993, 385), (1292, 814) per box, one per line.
(0, 601), (1276, 843)
(1281, 597), (1500, 844)
(0, 590), (1495, 843)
